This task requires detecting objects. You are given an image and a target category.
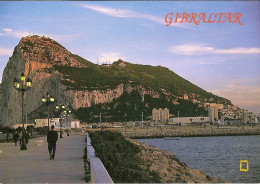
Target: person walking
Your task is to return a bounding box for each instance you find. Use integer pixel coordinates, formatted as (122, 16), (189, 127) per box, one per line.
(13, 131), (19, 146)
(18, 131), (23, 146)
(24, 130), (29, 145)
(47, 125), (58, 160)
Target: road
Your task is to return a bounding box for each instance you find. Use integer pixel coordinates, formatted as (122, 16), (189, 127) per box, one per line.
(0, 134), (86, 183)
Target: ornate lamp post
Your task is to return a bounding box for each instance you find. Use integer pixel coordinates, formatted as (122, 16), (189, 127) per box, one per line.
(13, 73), (32, 150)
(56, 103), (65, 138)
(63, 108), (71, 128)
(42, 92), (55, 131)
(60, 115), (65, 138)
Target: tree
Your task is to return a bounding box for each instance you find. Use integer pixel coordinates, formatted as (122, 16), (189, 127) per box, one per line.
(2, 127), (14, 141)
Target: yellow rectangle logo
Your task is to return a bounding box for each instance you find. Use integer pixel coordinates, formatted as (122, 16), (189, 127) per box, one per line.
(240, 160), (249, 172)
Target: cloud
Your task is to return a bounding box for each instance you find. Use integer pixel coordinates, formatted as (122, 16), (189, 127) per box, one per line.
(1, 28), (29, 38)
(175, 56), (225, 65)
(0, 48), (13, 56)
(210, 80), (260, 114)
(78, 4), (187, 28)
(169, 43), (260, 55)
(0, 28), (77, 42)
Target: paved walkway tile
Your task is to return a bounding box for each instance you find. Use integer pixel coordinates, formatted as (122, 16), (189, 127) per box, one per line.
(0, 135), (86, 183)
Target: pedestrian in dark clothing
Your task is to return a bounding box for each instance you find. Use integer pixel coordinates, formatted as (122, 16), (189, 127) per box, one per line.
(66, 130), (69, 136)
(24, 131), (29, 145)
(47, 125), (58, 160)
(13, 131), (19, 146)
(18, 131), (23, 146)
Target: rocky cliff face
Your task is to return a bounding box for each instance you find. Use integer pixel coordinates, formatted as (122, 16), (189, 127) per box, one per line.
(2, 36), (67, 126)
(1, 35), (159, 126)
(64, 84), (160, 109)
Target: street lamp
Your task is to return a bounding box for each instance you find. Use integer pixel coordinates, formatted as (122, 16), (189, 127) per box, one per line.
(59, 108), (71, 138)
(42, 92), (55, 131)
(63, 108), (71, 128)
(13, 73), (32, 150)
(56, 103), (65, 138)
(61, 115), (65, 138)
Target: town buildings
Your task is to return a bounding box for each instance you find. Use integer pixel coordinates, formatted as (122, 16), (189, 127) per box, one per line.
(35, 118), (60, 128)
(152, 108), (169, 123)
(217, 105), (257, 124)
(35, 118), (80, 129)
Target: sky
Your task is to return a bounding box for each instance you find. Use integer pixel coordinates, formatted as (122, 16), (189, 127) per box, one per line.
(0, 1), (259, 114)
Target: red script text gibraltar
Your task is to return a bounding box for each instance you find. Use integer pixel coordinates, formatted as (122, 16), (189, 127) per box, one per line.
(165, 13), (244, 26)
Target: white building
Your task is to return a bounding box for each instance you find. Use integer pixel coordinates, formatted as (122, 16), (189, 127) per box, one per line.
(248, 112), (256, 124)
(208, 106), (218, 123)
(35, 118), (60, 128)
(70, 121), (80, 129)
(35, 118), (80, 129)
(170, 117), (209, 125)
(243, 110), (249, 123)
(257, 114), (260, 123)
(152, 108), (169, 123)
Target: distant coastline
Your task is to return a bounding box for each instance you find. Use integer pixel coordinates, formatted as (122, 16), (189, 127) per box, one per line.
(130, 131), (260, 139)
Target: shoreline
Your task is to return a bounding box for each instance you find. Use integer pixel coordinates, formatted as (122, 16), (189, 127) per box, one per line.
(109, 124), (260, 139)
(130, 132), (260, 139)
(129, 138), (227, 183)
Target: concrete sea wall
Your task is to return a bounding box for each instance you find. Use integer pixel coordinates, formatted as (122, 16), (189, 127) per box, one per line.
(86, 133), (113, 183)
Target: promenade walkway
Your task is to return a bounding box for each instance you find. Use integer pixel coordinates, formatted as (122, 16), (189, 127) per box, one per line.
(0, 134), (86, 183)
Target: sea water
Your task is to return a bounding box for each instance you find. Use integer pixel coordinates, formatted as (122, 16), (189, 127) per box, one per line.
(139, 135), (260, 182)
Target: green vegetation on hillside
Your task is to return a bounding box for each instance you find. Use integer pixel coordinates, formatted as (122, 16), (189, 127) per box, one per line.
(29, 46), (231, 122)
(54, 59), (231, 105)
(89, 131), (161, 183)
(54, 64), (128, 90)
(30, 58), (230, 123)
(74, 90), (207, 123)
